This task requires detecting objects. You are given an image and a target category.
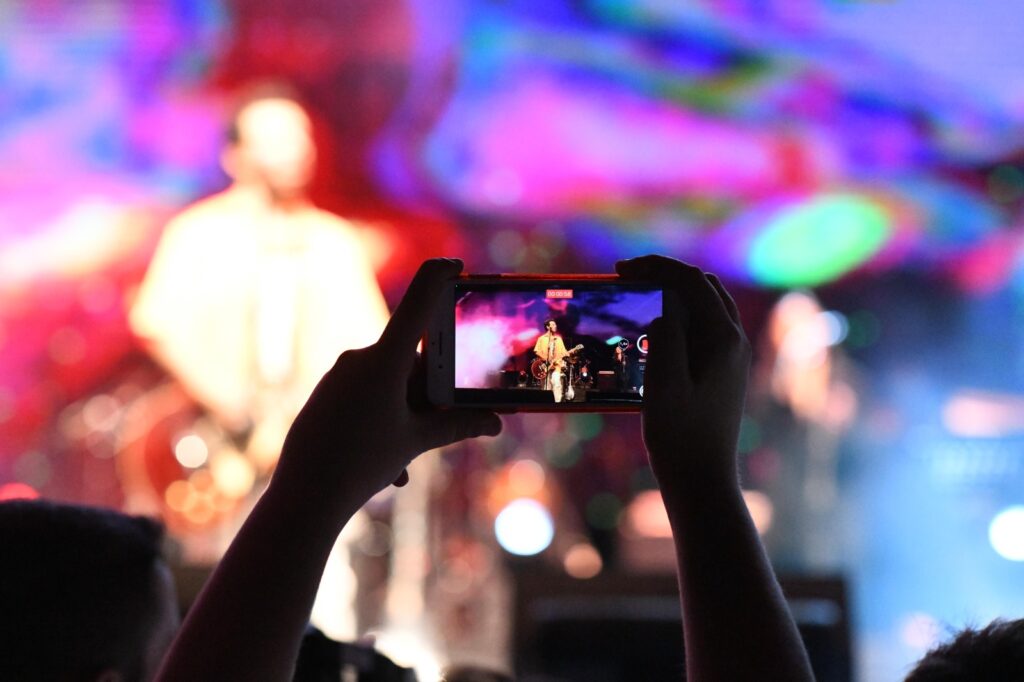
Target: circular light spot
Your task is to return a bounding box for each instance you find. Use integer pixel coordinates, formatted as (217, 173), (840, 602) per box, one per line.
(174, 434), (209, 468)
(508, 459), (546, 497)
(625, 489), (672, 538)
(164, 480), (192, 512)
(494, 498), (554, 556)
(820, 311), (849, 346)
(209, 449), (256, 499)
(82, 394), (121, 433)
(564, 543), (603, 579)
(989, 505), (1024, 561)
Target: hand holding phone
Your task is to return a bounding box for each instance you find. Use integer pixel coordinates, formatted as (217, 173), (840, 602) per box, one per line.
(425, 274), (662, 412)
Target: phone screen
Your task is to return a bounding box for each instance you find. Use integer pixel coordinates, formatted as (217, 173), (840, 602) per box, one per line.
(450, 280), (662, 409)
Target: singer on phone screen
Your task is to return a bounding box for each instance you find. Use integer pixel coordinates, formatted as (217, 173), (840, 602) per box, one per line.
(533, 319), (568, 402)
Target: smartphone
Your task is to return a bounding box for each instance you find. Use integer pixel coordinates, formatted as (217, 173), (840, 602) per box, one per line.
(425, 274), (662, 411)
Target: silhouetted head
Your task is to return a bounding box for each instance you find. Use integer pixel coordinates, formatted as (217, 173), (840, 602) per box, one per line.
(905, 618), (1024, 682)
(0, 500), (179, 682)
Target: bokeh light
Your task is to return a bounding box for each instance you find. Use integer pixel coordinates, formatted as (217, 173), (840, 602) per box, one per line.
(563, 543), (603, 579)
(494, 498), (555, 556)
(989, 506), (1024, 562)
(173, 434), (209, 469)
(748, 194), (891, 288)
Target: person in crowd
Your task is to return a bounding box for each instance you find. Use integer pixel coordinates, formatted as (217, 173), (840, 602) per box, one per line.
(0, 500), (180, 682)
(154, 255), (815, 681)
(904, 618), (1024, 681)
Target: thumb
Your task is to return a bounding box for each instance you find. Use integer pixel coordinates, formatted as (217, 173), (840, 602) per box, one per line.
(644, 291), (689, 400)
(416, 410), (503, 452)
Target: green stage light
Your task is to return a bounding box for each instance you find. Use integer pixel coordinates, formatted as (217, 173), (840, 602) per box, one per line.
(748, 194), (890, 287)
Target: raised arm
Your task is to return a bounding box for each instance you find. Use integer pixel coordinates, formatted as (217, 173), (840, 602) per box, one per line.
(156, 259), (502, 682)
(617, 256), (814, 682)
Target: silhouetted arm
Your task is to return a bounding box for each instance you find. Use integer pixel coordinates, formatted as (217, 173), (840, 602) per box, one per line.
(155, 259), (501, 682)
(618, 256), (814, 682)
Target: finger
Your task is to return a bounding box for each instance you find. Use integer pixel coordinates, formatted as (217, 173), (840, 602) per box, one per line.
(706, 273), (742, 330)
(379, 258), (463, 359)
(643, 290), (689, 399)
(618, 255), (733, 337)
(416, 410), (503, 452)
(392, 469), (410, 487)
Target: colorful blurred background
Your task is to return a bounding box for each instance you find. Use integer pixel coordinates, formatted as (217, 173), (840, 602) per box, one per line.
(3, 1), (1024, 679)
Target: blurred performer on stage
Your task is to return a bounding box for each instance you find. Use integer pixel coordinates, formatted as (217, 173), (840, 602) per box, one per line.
(132, 86), (388, 470)
(129, 86), (389, 640)
(533, 319), (568, 402)
(747, 291), (858, 570)
(614, 343), (629, 390)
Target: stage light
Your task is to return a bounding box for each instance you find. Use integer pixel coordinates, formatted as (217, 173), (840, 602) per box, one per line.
(495, 498), (554, 556)
(174, 433), (208, 468)
(749, 194), (890, 287)
(989, 506), (1024, 561)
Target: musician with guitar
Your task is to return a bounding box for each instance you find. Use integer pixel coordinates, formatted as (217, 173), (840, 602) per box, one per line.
(532, 319), (580, 403)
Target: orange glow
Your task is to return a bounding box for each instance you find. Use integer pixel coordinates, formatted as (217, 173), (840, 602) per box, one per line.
(742, 489), (774, 536)
(624, 489), (672, 539)
(507, 459), (546, 497)
(209, 448), (256, 499)
(563, 543), (603, 579)
(164, 480), (192, 512)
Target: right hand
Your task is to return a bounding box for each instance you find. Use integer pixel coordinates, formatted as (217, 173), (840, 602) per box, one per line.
(273, 258), (502, 510)
(616, 256), (751, 490)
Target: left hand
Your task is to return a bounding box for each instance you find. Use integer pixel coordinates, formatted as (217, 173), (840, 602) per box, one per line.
(273, 258), (503, 508)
